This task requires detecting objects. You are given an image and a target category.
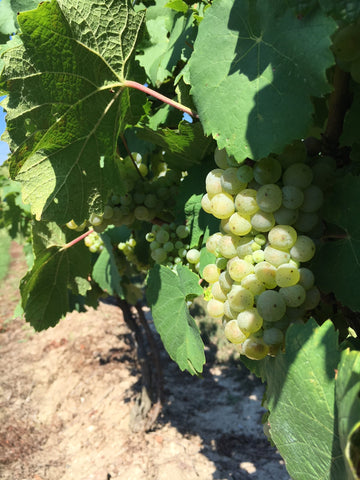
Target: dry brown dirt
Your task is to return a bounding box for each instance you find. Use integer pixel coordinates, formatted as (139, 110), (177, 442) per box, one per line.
(0, 243), (291, 480)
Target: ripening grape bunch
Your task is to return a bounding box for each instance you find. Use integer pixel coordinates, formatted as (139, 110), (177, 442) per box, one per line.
(86, 153), (182, 232)
(331, 21), (360, 83)
(145, 222), (198, 270)
(201, 145), (326, 361)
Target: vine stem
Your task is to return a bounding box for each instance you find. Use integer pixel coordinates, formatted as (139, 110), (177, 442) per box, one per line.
(60, 228), (94, 251)
(123, 80), (199, 119)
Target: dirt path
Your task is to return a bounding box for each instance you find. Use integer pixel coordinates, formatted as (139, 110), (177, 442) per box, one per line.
(0, 243), (290, 480)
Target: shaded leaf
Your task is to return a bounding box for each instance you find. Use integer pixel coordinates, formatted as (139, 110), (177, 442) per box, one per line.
(189, 0), (336, 161)
(146, 263), (205, 375)
(92, 233), (123, 296)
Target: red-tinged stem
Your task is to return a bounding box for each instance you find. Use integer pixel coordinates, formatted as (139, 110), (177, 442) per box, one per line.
(60, 228), (94, 251)
(123, 80), (199, 119)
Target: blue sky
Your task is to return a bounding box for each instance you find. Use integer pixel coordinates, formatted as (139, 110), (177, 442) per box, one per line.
(0, 96), (10, 164)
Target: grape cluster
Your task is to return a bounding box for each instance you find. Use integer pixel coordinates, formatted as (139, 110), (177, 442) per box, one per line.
(145, 222), (195, 269)
(332, 22), (360, 83)
(83, 231), (104, 253)
(201, 146), (323, 360)
(87, 154), (181, 232)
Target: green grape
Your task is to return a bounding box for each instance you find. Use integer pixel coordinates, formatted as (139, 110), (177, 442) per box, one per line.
(202, 264), (220, 283)
(146, 232), (156, 242)
(236, 236), (255, 258)
(256, 184), (282, 213)
(311, 158), (336, 190)
(221, 168), (247, 195)
(251, 242), (261, 251)
(207, 298), (225, 318)
(219, 234), (240, 258)
(216, 257), (228, 270)
(252, 250), (265, 264)
(163, 241), (174, 252)
(332, 24), (360, 62)
(211, 281), (228, 302)
(263, 327), (284, 346)
(186, 248), (201, 264)
(244, 254), (255, 264)
(250, 210), (275, 232)
(178, 247), (187, 258)
(253, 157), (282, 185)
(220, 217), (232, 234)
(138, 163), (148, 177)
(227, 285), (254, 312)
(89, 213), (103, 227)
(227, 256), (254, 282)
(300, 185), (324, 213)
(282, 185), (304, 210)
(278, 141), (307, 168)
(275, 263), (300, 288)
(219, 271), (233, 292)
(268, 225), (297, 250)
(274, 206), (298, 226)
(264, 245), (291, 267)
(214, 147), (229, 169)
(149, 240), (161, 251)
(237, 308), (263, 334)
(103, 205), (114, 220)
(210, 193), (235, 219)
(290, 235), (315, 262)
(237, 165), (254, 183)
(254, 234), (266, 246)
(134, 205), (151, 221)
(224, 319), (248, 343)
(240, 273), (266, 295)
(293, 212), (319, 233)
(176, 224), (190, 239)
(151, 247), (167, 263)
(119, 193), (132, 206)
(134, 191), (146, 204)
(256, 290), (286, 322)
(254, 261), (277, 289)
(144, 193), (158, 209)
(242, 336), (269, 360)
(156, 229), (170, 244)
(223, 299), (237, 319)
(283, 163), (313, 189)
(228, 212), (252, 236)
(206, 233), (223, 255)
(286, 305), (306, 321)
(235, 189), (259, 215)
(298, 267), (315, 290)
(303, 286), (321, 310)
(175, 240), (184, 249)
(279, 284), (306, 307)
(206, 169), (224, 196)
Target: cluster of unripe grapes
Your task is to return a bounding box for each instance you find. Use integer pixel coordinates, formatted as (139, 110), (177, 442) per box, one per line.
(201, 146), (324, 360)
(85, 154), (181, 232)
(332, 21), (360, 83)
(145, 222), (196, 269)
(83, 231), (104, 253)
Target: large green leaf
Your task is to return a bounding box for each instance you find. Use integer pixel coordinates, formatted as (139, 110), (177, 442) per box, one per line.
(146, 263), (205, 375)
(0, 0), (145, 224)
(336, 348), (360, 480)
(266, 319), (346, 480)
(189, 0), (336, 161)
(20, 221), (91, 330)
(312, 174), (360, 311)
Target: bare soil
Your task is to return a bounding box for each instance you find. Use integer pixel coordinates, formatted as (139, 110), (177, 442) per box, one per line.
(0, 243), (291, 480)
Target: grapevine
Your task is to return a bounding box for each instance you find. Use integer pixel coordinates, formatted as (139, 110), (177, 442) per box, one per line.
(1, 1), (360, 479)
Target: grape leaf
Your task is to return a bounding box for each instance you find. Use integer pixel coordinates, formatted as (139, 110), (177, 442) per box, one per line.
(266, 319), (346, 480)
(0, 0), (42, 38)
(136, 121), (213, 169)
(20, 221), (91, 330)
(189, 0), (336, 161)
(92, 233), (123, 297)
(0, 229), (12, 282)
(0, 0), (145, 224)
(146, 263), (205, 375)
(137, 0), (195, 85)
(336, 348), (360, 480)
(341, 87), (360, 148)
(312, 174), (360, 311)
